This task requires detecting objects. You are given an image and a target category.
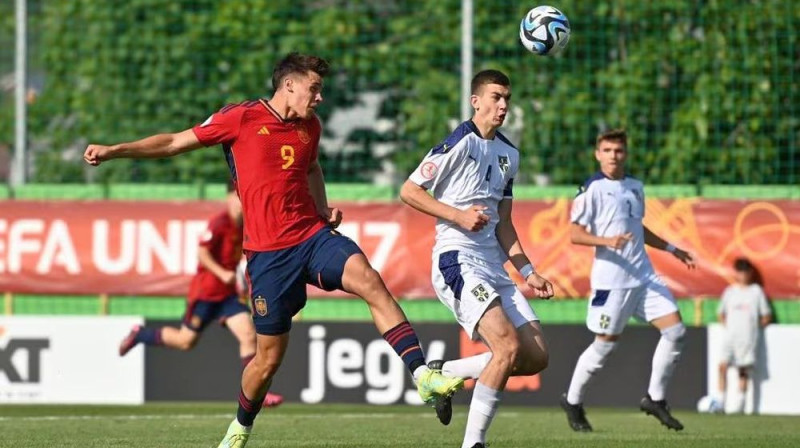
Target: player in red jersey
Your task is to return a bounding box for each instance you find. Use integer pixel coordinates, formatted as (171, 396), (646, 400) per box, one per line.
(117, 181), (283, 408)
(84, 53), (463, 448)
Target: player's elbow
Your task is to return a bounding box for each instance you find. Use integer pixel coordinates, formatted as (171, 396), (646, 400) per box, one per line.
(399, 181), (418, 205)
(569, 225), (582, 244)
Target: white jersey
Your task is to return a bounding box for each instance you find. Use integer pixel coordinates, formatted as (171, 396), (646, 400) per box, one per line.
(408, 120), (518, 265)
(718, 284), (770, 344)
(570, 173), (655, 289)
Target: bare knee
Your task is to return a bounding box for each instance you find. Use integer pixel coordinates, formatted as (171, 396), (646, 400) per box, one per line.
(175, 332), (198, 351)
(492, 334), (521, 373)
(515, 344), (549, 375)
(357, 266), (387, 299)
(249, 352), (283, 381)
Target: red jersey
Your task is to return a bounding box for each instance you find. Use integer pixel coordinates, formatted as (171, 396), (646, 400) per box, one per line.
(192, 99), (326, 251)
(187, 211), (243, 302)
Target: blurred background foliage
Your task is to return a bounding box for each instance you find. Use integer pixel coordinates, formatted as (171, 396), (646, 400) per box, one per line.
(0, 0), (797, 186)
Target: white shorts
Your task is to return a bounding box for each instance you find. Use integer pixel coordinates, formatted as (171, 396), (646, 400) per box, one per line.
(720, 336), (757, 367)
(586, 277), (678, 335)
(433, 250), (538, 340)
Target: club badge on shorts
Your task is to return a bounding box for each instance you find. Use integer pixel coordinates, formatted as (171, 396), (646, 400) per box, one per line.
(599, 314), (611, 329)
(471, 284), (490, 302)
(254, 296), (268, 316)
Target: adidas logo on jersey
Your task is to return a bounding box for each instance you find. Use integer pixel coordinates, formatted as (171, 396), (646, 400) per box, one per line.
(257, 126), (270, 135)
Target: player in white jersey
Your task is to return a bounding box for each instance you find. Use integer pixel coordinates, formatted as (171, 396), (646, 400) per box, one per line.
(716, 258), (771, 413)
(560, 129), (695, 432)
(400, 70), (553, 448)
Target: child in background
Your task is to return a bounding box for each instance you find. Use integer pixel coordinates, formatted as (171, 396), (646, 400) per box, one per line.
(716, 258), (771, 413)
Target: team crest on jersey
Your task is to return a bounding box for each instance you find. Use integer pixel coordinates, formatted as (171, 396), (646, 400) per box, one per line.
(471, 284), (490, 302)
(254, 296), (268, 316)
(498, 156), (510, 173)
(599, 314), (611, 329)
(296, 123), (311, 144)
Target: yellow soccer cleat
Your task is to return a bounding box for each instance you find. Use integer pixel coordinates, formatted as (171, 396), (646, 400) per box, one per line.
(417, 368), (465, 404)
(217, 419), (251, 448)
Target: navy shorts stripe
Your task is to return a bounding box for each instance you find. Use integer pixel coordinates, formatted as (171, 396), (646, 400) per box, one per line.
(438, 250), (464, 301)
(591, 290), (610, 307)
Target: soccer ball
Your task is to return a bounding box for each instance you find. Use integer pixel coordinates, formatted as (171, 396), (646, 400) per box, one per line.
(519, 5), (571, 56)
(696, 395), (724, 414)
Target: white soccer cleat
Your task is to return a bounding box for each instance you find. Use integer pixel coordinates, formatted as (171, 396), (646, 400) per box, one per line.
(217, 419), (251, 448)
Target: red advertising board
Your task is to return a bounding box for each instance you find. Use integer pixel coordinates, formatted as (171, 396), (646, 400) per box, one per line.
(0, 199), (798, 298)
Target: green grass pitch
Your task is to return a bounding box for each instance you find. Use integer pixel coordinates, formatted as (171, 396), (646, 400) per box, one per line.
(1, 403), (798, 447)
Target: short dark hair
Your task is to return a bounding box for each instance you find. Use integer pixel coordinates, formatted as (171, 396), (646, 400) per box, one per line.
(596, 129), (628, 147)
(272, 52), (330, 92)
(471, 69), (510, 95)
(733, 257), (754, 273)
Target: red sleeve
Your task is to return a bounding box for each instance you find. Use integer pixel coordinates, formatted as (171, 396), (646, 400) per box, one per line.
(192, 105), (245, 146)
(198, 216), (224, 250)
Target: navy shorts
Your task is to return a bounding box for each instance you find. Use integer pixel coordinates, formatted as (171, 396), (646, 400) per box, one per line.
(246, 227), (363, 335)
(182, 294), (250, 332)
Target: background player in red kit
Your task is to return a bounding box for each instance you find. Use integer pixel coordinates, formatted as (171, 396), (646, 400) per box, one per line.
(117, 182), (283, 408)
(84, 53), (462, 448)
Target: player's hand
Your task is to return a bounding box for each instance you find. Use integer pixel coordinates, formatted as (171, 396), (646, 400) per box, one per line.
(673, 248), (696, 270)
(526, 273), (554, 299)
(219, 270), (236, 285)
(84, 144), (114, 166)
(321, 207), (343, 229)
(455, 205), (490, 232)
(606, 233), (633, 250)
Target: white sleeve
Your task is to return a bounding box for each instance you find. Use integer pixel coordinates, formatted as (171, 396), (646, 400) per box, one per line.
(570, 185), (595, 227)
(641, 186), (647, 217)
(756, 286), (771, 316)
(408, 140), (467, 190)
(503, 156), (518, 199)
(717, 288), (729, 315)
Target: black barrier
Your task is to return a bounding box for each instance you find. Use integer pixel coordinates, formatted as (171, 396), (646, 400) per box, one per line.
(145, 321), (706, 409)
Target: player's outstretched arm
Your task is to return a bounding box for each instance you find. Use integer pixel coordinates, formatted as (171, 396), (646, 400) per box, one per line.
(84, 129), (203, 166)
(399, 180), (488, 232)
(496, 199), (553, 298)
(643, 226), (696, 269)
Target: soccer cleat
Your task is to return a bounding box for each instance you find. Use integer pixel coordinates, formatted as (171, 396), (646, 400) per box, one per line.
(417, 367), (464, 406)
(217, 419), (251, 448)
(262, 392), (284, 408)
(470, 444), (485, 448)
(427, 360), (453, 425)
(118, 325), (143, 357)
(640, 395), (684, 431)
(560, 393), (593, 432)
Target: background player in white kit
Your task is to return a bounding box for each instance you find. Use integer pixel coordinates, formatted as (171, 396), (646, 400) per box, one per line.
(716, 257), (771, 413)
(561, 129), (695, 432)
(400, 69), (553, 448)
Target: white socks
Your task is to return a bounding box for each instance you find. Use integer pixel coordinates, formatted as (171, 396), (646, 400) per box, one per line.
(566, 339), (616, 405)
(443, 352), (492, 379)
(462, 382), (501, 448)
(412, 365), (428, 382)
(648, 323), (686, 401)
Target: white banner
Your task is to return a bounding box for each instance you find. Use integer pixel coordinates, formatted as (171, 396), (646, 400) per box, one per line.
(0, 316), (144, 404)
(707, 324), (800, 415)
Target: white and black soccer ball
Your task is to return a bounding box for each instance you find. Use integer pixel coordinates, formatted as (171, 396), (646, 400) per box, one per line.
(696, 395), (724, 414)
(519, 5), (571, 56)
